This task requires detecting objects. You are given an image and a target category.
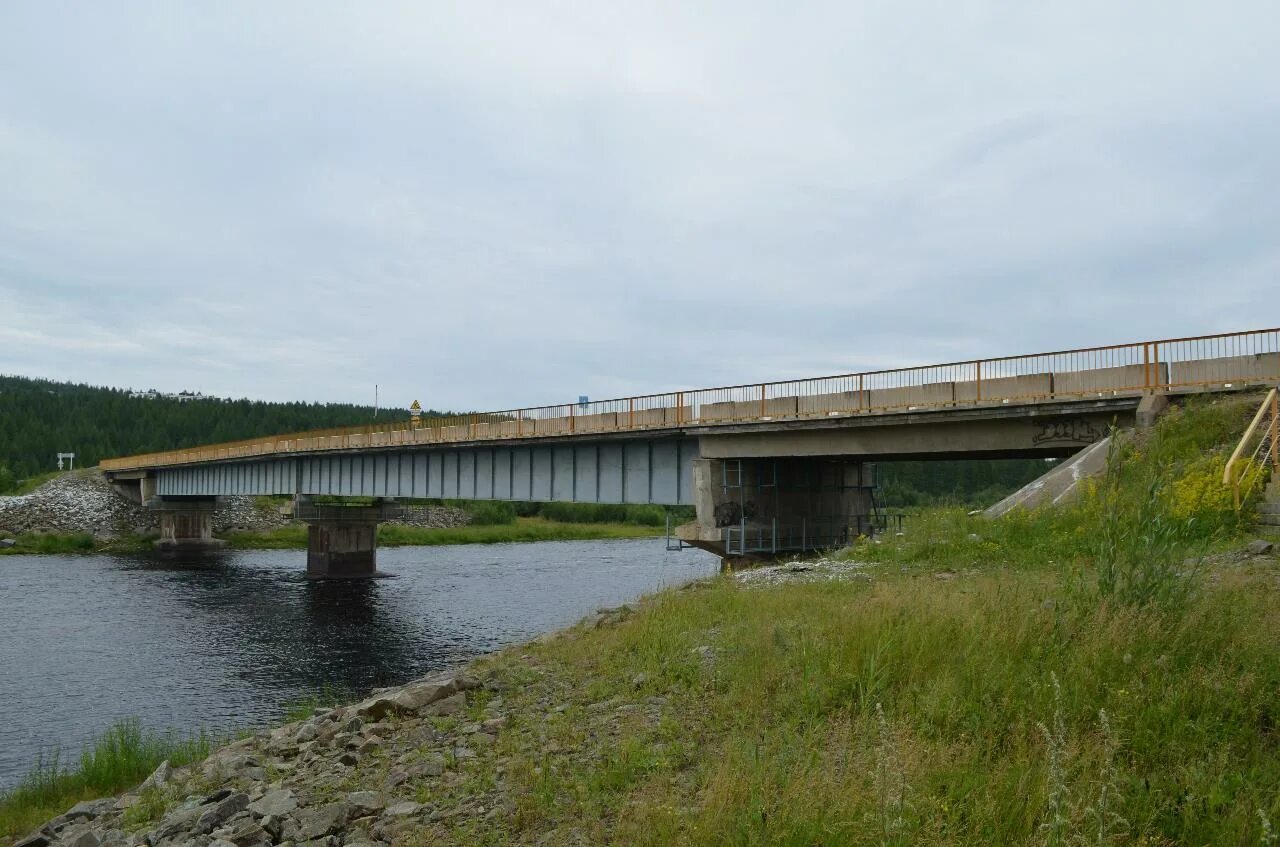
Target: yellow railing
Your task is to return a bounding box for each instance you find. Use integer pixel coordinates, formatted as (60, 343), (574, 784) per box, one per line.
(1223, 387), (1279, 508)
(102, 326), (1280, 472)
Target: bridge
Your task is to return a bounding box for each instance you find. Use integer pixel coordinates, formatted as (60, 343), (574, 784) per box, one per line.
(102, 328), (1280, 576)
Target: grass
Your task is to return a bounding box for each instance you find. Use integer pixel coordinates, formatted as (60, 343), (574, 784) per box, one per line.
(0, 533), (153, 556)
(0, 720), (212, 841)
(3, 470), (69, 497)
(222, 517), (663, 550)
(470, 558), (1280, 844)
(279, 685), (353, 723)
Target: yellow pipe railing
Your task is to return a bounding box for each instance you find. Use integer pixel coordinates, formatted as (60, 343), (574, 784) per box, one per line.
(1224, 388), (1279, 508)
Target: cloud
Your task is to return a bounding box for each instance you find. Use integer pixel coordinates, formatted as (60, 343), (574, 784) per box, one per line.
(0, 1), (1277, 412)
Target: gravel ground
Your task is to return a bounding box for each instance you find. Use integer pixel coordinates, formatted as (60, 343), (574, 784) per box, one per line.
(0, 472), (471, 540)
(732, 556), (876, 587)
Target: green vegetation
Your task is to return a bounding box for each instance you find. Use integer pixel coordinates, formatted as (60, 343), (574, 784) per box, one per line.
(222, 518), (663, 550)
(0, 374), (428, 484)
(0, 720), (212, 841)
(0, 533), (153, 556)
(857, 395), (1263, 576)
(280, 685), (353, 724)
(877, 457), (1054, 508)
(442, 394), (1279, 844)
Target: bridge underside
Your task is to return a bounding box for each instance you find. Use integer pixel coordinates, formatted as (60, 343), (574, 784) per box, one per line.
(149, 437), (699, 505)
(102, 398), (1155, 571)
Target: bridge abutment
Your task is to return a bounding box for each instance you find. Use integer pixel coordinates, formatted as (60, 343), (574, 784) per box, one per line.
(296, 498), (401, 579)
(677, 456), (881, 566)
(154, 497), (226, 554)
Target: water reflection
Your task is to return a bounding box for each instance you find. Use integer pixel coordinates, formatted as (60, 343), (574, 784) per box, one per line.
(0, 539), (715, 788)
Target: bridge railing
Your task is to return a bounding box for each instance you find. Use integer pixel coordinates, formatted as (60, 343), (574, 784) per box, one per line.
(101, 327), (1280, 471)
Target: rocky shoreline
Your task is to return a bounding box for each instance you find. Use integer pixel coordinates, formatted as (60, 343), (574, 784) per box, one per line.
(0, 473), (470, 543)
(12, 668), (504, 847)
(6, 601), (648, 847)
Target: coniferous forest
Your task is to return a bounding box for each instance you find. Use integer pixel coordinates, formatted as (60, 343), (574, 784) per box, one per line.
(0, 375), (409, 483)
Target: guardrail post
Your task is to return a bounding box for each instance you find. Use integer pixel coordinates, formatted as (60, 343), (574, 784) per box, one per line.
(677, 392), (684, 425)
(1153, 342), (1163, 388)
(1272, 390), (1278, 467)
(569, 404), (575, 433)
(857, 374), (864, 411)
(975, 361), (982, 403)
(628, 397), (634, 429)
(1143, 343), (1152, 389)
(760, 384), (766, 418)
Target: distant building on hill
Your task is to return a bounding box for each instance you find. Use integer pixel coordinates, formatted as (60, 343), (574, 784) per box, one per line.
(128, 388), (216, 402)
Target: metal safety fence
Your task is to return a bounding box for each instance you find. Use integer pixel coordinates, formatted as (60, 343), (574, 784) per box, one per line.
(103, 327), (1280, 471)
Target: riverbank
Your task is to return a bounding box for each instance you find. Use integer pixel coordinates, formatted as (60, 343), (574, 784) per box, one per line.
(0, 519), (663, 556)
(5, 396), (1277, 844)
(222, 518), (663, 550)
(5, 536), (1278, 846)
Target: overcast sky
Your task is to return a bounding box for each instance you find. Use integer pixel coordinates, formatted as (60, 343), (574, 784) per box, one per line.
(1, 3), (1277, 411)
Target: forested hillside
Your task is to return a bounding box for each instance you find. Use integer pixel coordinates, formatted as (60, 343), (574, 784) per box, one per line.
(0, 375), (412, 480)
(877, 457), (1052, 508)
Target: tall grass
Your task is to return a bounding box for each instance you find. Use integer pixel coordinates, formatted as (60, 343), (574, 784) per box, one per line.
(0, 720), (211, 840)
(473, 553), (1280, 844)
(0, 533), (155, 556)
(442, 393), (1280, 844)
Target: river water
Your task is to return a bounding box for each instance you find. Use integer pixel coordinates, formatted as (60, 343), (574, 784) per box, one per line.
(0, 539), (716, 790)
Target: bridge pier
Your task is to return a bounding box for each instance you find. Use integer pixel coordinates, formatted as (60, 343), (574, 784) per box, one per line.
(296, 498), (400, 579)
(676, 457), (881, 564)
(153, 497), (226, 554)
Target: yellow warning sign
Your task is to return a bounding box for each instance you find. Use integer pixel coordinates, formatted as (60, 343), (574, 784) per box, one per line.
(409, 400), (422, 411)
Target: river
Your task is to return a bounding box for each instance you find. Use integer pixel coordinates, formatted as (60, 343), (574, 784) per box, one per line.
(0, 539), (716, 790)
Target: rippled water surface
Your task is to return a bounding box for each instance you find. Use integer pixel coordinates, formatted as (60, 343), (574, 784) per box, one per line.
(0, 539), (716, 789)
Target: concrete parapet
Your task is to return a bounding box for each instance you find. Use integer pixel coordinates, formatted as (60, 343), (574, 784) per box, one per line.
(867, 382), (955, 411)
(797, 391), (866, 417)
(1053, 363), (1166, 397)
(534, 416), (573, 435)
(955, 373), (1052, 404)
(1169, 353), (1280, 389)
(574, 412), (618, 432)
(700, 396), (799, 422)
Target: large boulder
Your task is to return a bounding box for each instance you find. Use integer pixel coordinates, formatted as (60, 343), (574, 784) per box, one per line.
(352, 672), (479, 720)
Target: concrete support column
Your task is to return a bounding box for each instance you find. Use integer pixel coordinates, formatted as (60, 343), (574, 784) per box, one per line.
(306, 521), (378, 578)
(154, 497), (226, 554)
(296, 498), (401, 579)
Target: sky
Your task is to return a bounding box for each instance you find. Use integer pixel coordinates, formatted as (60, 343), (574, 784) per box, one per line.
(1, 2), (1277, 412)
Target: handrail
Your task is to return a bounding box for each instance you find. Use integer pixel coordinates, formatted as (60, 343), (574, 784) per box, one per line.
(1223, 388), (1279, 508)
(101, 326), (1280, 472)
